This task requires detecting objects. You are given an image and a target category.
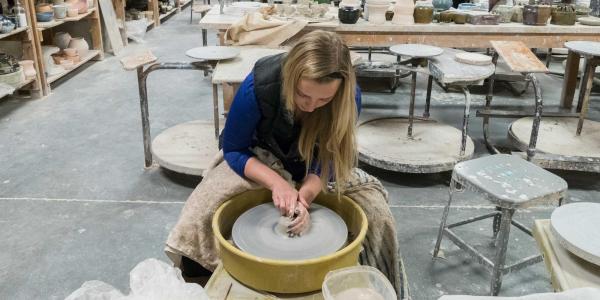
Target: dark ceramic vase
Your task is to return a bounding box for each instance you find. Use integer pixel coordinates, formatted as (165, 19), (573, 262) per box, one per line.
(338, 7), (361, 24)
(414, 6), (434, 23)
(523, 5), (551, 25)
(386, 10), (394, 21)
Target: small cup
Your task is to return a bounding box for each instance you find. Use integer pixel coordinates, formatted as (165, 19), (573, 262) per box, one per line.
(64, 48), (78, 56)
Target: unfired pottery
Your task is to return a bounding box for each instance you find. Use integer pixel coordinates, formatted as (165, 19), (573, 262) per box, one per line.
(392, 0), (415, 24)
(18, 60), (36, 79)
(523, 4), (551, 25)
(64, 48), (78, 56)
(68, 37), (89, 56)
(67, 7), (78, 17)
(53, 32), (72, 49)
(551, 5), (577, 25)
(53, 4), (68, 19)
(367, 4), (389, 24)
(511, 5), (524, 22)
(492, 4), (514, 22)
(36, 3), (53, 13)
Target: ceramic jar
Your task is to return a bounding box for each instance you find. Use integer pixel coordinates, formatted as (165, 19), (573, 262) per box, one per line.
(53, 32), (72, 49)
(392, 0), (415, 24)
(366, 0), (390, 24)
(453, 11), (466, 23)
(439, 10), (454, 22)
(414, 3), (434, 23)
(551, 5), (577, 25)
(53, 4), (68, 19)
(68, 37), (89, 56)
(511, 5), (524, 22)
(67, 7), (79, 17)
(523, 4), (551, 25)
(0, 20), (15, 33)
(18, 60), (36, 79)
(493, 5), (514, 22)
(433, 0), (453, 10)
(338, 6), (361, 24)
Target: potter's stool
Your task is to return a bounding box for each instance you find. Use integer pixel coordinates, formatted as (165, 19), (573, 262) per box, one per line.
(478, 41), (549, 162)
(120, 50), (221, 176)
(433, 154), (568, 296)
(560, 41), (600, 111)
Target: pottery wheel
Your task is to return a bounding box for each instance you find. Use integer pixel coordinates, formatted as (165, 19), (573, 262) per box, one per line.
(185, 46), (241, 61)
(454, 52), (493, 66)
(151, 120), (222, 176)
(509, 117), (600, 158)
(232, 203), (348, 260)
(564, 40), (600, 57)
(357, 118), (474, 173)
(389, 44), (444, 58)
(551, 202), (600, 266)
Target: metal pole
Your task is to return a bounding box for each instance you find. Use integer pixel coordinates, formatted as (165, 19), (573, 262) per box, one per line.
(137, 66), (153, 168)
(576, 58), (596, 136)
(408, 71), (417, 138)
(433, 179), (458, 258)
(460, 87), (472, 157)
(212, 84), (220, 139)
(483, 52), (500, 154)
(526, 73), (544, 161)
(424, 75), (433, 118)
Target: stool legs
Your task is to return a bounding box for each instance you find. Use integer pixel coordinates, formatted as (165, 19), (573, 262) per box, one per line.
(460, 87), (472, 157)
(526, 73), (543, 161)
(433, 179), (458, 258)
(424, 75), (433, 118)
(576, 57), (597, 136)
(483, 52), (500, 155)
(408, 71), (417, 138)
(491, 208), (515, 296)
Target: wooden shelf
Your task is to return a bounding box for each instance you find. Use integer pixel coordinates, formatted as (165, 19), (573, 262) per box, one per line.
(46, 49), (101, 84)
(147, 20), (155, 28)
(0, 26), (29, 40)
(159, 8), (178, 21)
(179, 0), (192, 8)
(37, 8), (97, 31)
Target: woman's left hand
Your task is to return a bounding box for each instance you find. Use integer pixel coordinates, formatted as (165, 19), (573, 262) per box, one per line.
(288, 202), (310, 236)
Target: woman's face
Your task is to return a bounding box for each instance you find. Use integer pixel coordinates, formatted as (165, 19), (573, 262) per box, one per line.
(294, 78), (341, 113)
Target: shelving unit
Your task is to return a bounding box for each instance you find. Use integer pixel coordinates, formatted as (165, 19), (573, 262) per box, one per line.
(113, 0), (191, 35)
(0, 0), (44, 99)
(33, 0), (104, 95)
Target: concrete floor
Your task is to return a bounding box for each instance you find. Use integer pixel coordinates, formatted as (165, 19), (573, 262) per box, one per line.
(1, 9), (599, 300)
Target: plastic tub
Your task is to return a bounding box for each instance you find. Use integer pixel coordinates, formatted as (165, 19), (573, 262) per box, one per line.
(322, 266), (396, 300)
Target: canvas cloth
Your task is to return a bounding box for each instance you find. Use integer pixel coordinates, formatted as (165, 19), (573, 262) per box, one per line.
(165, 149), (410, 299)
(225, 12), (307, 47)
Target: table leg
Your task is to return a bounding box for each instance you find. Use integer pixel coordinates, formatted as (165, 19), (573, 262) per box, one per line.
(408, 71), (417, 138)
(560, 51), (580, 110)
(460, 87), (472, 157)
(138, 66), (153, 168)
(576, 59), (595, 136)
(212, 83), (219, 139)
(424, 75), (433, 118)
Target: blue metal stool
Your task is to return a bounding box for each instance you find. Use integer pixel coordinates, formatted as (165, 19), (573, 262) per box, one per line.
(433, 154), (568, 295)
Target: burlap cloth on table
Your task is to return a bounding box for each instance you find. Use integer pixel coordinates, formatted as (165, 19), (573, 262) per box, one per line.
(165, 149), (410, 299)
(225, 12), (307, 47)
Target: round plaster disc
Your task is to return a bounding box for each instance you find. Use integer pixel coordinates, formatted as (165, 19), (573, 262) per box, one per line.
(454, 52), (493, 66)
(185, 46), (241, 61)
(509, 117), (600, 158)
(578, 16), (600, 26)
(232, 203), (348, 260)
(358, 118), (474, 173)
(564, 40), (600, 56)
(152, 120), (222, 176)
(551, 202), (600, 266)
(389, 44), (444, 58)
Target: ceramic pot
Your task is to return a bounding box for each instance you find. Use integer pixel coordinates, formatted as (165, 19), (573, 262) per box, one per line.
(493, 5), (514, 22)
(0, 53), (20, 75)
(0, 20), (15, 33)
(36, 12), (54, 22)
(53, 32), (72, 49)
(439, 10), (454, 22)
(523, 4), (551, 25)
(392, 0), (415, 24)
(386, 10), (394, 20)
(64, 48), (78, 56)
(68, 37), (89, 56)
(0, 67), (24, 87)
(511, 5), (524, 22)
(53, 4), (68, 19)
(77, 0), (88, 13)
(453, 11), (466, 23)
(18, 60), (36, 79)
(366, 4), (389, 24)
(36, 3), (54, 13)
(67, 7), (79, 17)
(414, 5), (434, 23)
(433, 0), (453, 10)
(551, 5), (577, 25)
(338, 7), (361, 24)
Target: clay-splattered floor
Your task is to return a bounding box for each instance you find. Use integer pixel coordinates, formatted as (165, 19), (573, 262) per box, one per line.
(1, 9), (599, 300)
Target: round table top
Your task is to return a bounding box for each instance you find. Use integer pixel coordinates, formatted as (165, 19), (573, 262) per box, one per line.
(185, 46), (241, 61)
(232, 203), (348, 260)
(389, 44), (444, 58)
(551, 202), (600, 266)
(564, 41), (600, 57)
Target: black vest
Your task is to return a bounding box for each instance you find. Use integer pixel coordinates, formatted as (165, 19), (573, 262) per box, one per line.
(253, 53), (307, 181)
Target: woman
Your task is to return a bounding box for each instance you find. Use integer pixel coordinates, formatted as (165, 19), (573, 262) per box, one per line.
(165, 31), (408, 298)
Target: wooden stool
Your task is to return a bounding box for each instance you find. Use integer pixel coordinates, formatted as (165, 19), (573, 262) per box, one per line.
(433, 154), (568, 296)
(478, 41), (549, 162)
(190, 3), (212, 46)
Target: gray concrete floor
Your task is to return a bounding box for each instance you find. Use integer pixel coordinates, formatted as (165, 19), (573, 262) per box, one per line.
(1, 9), (599, 300)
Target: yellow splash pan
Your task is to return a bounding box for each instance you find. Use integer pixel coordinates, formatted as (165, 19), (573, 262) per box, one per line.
(212, 189), (368, 294)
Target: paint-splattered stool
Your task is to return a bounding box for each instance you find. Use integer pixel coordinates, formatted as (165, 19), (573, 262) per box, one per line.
(433, 154), (568, 296)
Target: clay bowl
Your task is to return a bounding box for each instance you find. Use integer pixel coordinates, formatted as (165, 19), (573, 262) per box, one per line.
(213, 189), (368, 294)
(67, 7), (79, 17)
(63, 48), (78, 56)
(36, 3), (54, 13)
(338, 6), (361, 24)
(36, 12), (54, 22)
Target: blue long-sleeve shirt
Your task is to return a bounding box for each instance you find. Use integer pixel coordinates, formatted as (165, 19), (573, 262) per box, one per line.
(222, 72), (362, 179)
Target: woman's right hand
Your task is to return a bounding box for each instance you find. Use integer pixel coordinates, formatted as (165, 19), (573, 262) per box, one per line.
(271, 181), (299, 216)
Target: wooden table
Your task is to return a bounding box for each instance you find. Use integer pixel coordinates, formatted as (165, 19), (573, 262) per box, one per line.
(199, 7), (600, 49)
(532, 219), (600, 292)
(205, 264), (324, 299)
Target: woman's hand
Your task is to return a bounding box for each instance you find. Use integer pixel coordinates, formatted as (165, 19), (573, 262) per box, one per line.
(271, 181), (299, 216)
(288, 202), (310, 236)
(297, 173), (322, 208)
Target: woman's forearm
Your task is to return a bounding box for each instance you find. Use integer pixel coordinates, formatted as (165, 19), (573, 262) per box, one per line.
(244, 157), (289, 190)
(299, 173), (322, 207)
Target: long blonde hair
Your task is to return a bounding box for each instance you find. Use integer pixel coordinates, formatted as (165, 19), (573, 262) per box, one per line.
(281, 31), (357, 193)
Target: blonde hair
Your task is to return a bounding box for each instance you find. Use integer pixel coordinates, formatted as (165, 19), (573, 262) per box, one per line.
(282, 31), (357, 193)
